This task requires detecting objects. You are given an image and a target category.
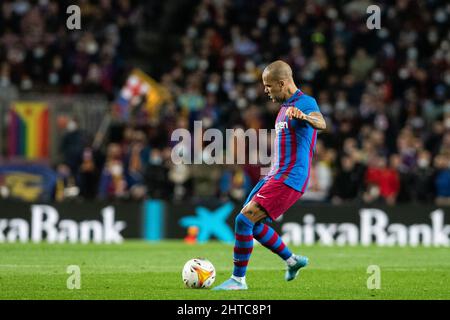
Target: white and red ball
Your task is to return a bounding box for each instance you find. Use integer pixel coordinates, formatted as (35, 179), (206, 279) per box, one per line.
(182, 258), (216, 289)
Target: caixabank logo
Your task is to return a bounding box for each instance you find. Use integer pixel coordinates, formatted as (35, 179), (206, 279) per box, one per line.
(167, 202), (450, 247)
(0, 202), (142, 243)
(280, 208), (450, 247)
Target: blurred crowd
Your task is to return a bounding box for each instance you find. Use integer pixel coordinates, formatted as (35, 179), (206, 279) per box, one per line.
(2, 0), (450, 205)
(0, 0), (142, 98)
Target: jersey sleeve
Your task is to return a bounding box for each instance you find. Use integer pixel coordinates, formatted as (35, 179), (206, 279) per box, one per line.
(295, 96), (320, 114)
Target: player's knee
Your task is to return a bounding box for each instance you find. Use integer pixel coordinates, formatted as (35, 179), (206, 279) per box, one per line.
(241, 202), (267, 223)
(235, 213), (254, 229)
(241, 202), (258, 216)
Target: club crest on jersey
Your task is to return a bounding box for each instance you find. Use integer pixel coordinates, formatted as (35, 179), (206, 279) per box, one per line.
(275, 121), (288, 134)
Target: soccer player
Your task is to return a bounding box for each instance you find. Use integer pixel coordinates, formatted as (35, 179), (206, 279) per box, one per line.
(213, 60), (326, 290)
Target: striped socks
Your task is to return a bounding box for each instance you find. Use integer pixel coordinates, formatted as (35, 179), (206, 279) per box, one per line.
(253, 223), (292, 260)
(232, 214), (294, 281)
(233, 213), (254, 279)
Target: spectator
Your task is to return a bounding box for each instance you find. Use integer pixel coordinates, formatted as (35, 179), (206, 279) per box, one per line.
(434, 154), (450, 206)
(350, 48), (375, 83)
(363, 155), (400, 206)
(145, 148), (173, 200)
(3, 0), (450, 204)
(59, 118), (85, 177)
(168, 163), (192, 201)
(54, 163), (78, 202)
(190, 163), (221, 201)
(78, 146), (101, 200)
(389, 153), (415, 203)
(98, 143), (127, 200)
(124, 130), (150, 199)
(331, 155), (365, 204)
(219, 165), (252, 202)
(413, 150), (435, 203)
(302, 141), (334, 202)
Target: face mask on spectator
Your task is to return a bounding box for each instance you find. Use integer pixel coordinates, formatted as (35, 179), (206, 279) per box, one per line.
(224, 59), (235, 70)
(33, 47), (45, 59)
(21, 78), (32, 90)
(407, 47), (418, 60)
(8, 49), (25, 64)
(207, 83), (218, 93)
(444, 102), (450, 113)
(246, 87), (257, 100)
(445, 118), (450, 130)
(372, 70), (385, 83)
(110, 163), (123, 176)
(278, 9), (290, 24)
(199, 59), (209, 70)
(0, 76), (10, 87)
(428, 30), (438, 44)
(445, 72), (450, 85)
(67, 120), (78, 132)
(150, 155), (162, 165)
(86, 42), (99, 55)
(12, 1), (29, 15)
(257, 18), (267, 29)
(202, 117), (212, 128)
(49, 72), (59, 85)
(435, 10), (446, 23)
(187, 26), (197, 38)
(72, 74), (82, 85)
(237, 97), (247, 109)
(418, 158), (430, 168)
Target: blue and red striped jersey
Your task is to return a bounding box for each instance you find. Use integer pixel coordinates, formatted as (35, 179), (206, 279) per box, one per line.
(267, 89), (319, 192)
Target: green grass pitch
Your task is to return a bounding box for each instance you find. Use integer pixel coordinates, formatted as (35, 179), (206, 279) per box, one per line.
(0, 241), (449, 300)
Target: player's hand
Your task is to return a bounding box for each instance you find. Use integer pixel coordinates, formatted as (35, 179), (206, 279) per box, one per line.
(286, 107), (306, 120)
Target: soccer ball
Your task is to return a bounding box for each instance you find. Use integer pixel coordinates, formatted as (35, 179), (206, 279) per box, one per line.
(182, 258), (216, 289)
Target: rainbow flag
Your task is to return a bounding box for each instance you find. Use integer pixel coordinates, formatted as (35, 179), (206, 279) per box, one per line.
(8, 102), (50, 159)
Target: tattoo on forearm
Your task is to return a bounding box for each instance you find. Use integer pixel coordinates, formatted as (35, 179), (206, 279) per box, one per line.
(305, 115), (325, 129)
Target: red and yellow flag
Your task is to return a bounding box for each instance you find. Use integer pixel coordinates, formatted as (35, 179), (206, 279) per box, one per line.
(114, 69), (171, 121)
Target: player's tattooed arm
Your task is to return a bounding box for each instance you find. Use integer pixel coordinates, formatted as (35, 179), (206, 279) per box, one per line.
(303, 112), (327, 130)
(286, 108), (327, 130)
